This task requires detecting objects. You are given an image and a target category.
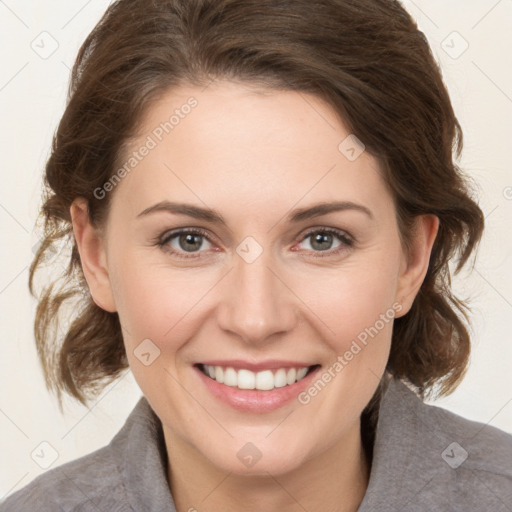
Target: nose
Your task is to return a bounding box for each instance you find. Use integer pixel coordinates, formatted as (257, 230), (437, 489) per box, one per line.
(216, 248), (299, 345)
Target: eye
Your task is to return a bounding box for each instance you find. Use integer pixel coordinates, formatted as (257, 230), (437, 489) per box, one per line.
(155, 226), (354, 260)
(157, 228), (214, 258)
(294, 228), (354, 257)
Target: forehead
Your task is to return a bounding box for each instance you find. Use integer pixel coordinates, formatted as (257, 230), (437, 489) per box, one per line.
(112, 80), (391, 219)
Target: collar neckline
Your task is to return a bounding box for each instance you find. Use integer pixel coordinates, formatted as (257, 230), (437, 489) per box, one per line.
(116, 378), (428, 512)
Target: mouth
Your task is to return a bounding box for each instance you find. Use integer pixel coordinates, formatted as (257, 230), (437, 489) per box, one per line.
(193, 362), (321, 413)
(195, 363), (320, 391)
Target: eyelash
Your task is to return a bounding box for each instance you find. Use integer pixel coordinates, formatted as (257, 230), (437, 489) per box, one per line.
(155, 227), (354, 260)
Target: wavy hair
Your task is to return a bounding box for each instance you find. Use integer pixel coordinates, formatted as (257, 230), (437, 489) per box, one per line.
(29, 0), (484, 421)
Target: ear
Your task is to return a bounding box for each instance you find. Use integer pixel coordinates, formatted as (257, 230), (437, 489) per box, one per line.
(394, 214), (439, 318)
(70, 198), (117, 313)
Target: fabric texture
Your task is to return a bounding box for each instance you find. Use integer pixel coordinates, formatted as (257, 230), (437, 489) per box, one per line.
(1, 378), (511, 511)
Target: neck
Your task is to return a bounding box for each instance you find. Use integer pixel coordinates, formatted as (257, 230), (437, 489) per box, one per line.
(164, 419), (370, 512)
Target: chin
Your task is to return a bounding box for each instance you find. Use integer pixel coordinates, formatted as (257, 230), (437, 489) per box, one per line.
(196, 431), (312, 477)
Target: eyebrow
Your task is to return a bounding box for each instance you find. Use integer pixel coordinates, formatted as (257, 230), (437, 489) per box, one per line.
(136, 200), (374, 224)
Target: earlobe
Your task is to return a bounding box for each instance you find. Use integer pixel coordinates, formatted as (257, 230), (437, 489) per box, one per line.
(395, 214), (439, 317)
(70, 199), (117, 313)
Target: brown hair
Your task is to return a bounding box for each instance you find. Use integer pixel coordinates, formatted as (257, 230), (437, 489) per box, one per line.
(30, 0), (484, 411)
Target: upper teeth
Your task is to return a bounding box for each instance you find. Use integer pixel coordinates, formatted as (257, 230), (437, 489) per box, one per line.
(202, 365), (310, 391)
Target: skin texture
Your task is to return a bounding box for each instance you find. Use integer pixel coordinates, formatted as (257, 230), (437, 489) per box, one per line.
(71, 80), (439, 512)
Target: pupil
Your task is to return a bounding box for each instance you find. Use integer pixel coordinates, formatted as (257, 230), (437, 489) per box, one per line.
(180, 233), (202, 252)
(312, 233), (332, 251)
(177, 232), (334, 252)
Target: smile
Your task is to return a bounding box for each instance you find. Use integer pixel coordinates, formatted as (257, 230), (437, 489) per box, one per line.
(194, 362), (322, 413)
(198, 363), (317, 391)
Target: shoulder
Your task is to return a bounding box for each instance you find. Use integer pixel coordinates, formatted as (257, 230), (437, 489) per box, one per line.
(0, 396), (168, 512)
(0, 443), (130, 512)
(0, 397), (159, 512)
(411, 382), (512, 476)
(364, 378), (512, 511)
(419, 389), (512, 494)
(0, 396), (175, 512)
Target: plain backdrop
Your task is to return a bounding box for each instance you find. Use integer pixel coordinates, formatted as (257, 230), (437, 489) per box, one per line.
(1, 0), (511, 499)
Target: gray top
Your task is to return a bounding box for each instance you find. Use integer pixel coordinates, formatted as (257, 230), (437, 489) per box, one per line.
(1, 378), (511, 511)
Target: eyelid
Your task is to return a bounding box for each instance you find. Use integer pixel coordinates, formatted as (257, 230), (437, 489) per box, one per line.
(155, 225), (355, 259)
(296, 226), (353, 244)
(158, 226), (213, 245)
(156, 227), (217, 258)
(291, 226), (354, 257)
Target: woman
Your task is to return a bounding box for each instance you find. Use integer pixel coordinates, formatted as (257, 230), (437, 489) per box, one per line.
(2, 0), (511, 510)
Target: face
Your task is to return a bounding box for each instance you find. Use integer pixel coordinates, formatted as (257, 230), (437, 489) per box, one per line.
(73, 79), (436, 477)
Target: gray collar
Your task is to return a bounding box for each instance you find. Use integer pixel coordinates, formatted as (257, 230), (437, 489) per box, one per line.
(110, 378), (512, 511)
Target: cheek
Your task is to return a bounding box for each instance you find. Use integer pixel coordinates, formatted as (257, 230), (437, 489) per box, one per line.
(294, 255), (400, 348)
(108, 254), (218, 352)
(109, 227), (402, 363)
(294, 265), (399, 418)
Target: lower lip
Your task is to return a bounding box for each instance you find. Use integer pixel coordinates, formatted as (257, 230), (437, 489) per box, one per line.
(194, 365), (321, 413)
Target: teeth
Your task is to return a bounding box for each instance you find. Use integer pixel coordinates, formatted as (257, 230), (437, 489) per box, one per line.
(215, 366), (224, 384)
(256, 370), (274, 390)
(286, 368), (296, 385)
(274, 368), (288, 388)
(201, 364), (312, 391)
(296, 367), (308, 380)
(223, 367), (237, 386)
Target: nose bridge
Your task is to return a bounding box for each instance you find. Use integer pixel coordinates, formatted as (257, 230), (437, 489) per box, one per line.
(217, 244), (298, 344)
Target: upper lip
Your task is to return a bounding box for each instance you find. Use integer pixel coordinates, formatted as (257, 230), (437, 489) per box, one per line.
(197, 360), (318, 372)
